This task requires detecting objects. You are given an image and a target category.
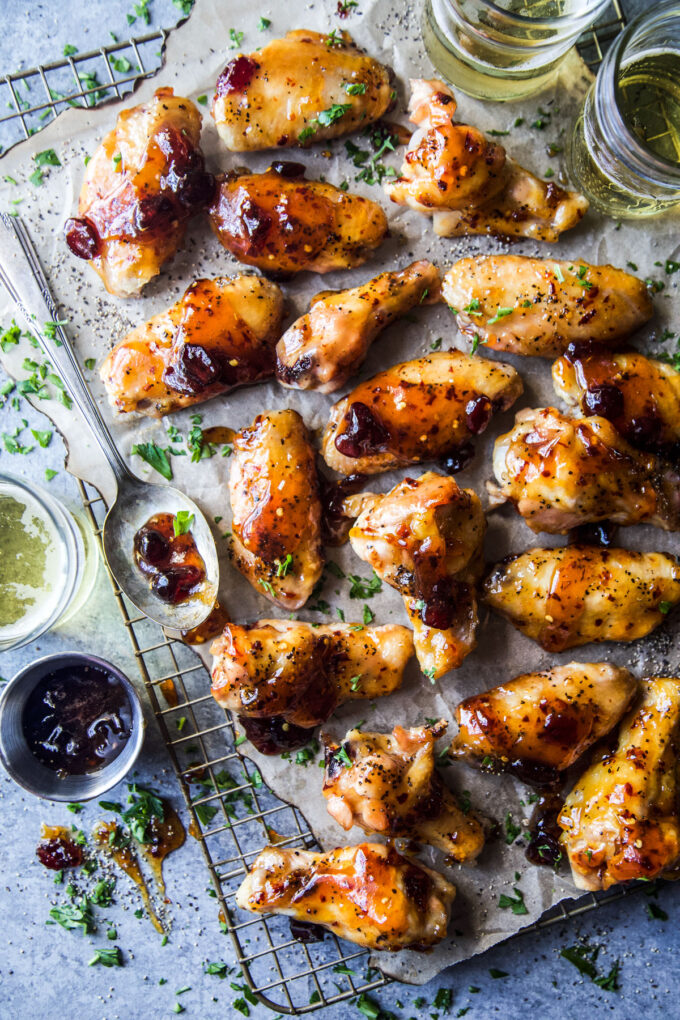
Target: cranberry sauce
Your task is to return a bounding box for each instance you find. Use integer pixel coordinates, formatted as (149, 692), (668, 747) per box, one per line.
(335, 402), (390, 459)
(64, 217), (101, 259)
(239, 715), (317, 755)
(525, 793), (565, 868)
(270, 161), (306, 179)
(216, 56), (259, 96)
(133, 511), (206, 606)
(419, 578), (468, 631)
(289, 918), (325, 943)
(163, 342), (224, 396)
(320, 472), (367, 545)
(36, 826), (85, 870)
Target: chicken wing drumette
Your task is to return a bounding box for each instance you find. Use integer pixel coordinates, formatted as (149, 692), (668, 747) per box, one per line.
(64, 88), (213, 297)
(229, 409), (323, 609)
(484, 545), (680, 651)
(276, 260), (441, 393)
(210, 620), (414, 753)
(212, 30), (392, 151)
(491, 407), (680, 533)
(442, 257), (652, 358)
(101, 276), (284, 416)
(323, 720), (485, 861)
(208, 164), (388, 276)
(559, 678), (680, 890)
(384, 79), (588, 242)
(322, 351), (523, 476)
(236, 842), (455, 950)
(348, 471), (485, 678)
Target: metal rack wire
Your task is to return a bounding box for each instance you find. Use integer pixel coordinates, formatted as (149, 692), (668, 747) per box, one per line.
(1, 2), (634, 1012)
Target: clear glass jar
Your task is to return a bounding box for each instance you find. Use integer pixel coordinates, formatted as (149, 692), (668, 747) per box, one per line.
(0, 472), (99, 652)
(422, 0), (610, 102)
(568, 1), (680, 217)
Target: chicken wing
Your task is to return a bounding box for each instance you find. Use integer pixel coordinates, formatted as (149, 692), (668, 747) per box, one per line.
(64, 88), (212, 298)
(484, 545), (680, 651)
(100, 276), (284, 417)
(449, 663), (637, 785)
(348, 472), (485, 678)
(553, 344), (680, 454)
(322, 351), (523, 476)
(558, 678), (680, 890)
(491, 407), (680, 533)
(208, 164), (388, 276)
(384, 79), (588, 242)
(211, 30), (393, 151)
(276, 260), (441, 393)
(323, 721), (485, 861)
(229, 409), (323, 609)
(442, 257), (652, 358)
(236, 842), (455, 950)
(210, 620), (414, 752)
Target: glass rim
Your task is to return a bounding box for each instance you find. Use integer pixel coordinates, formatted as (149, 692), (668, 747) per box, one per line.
(443, 0), (610, 32)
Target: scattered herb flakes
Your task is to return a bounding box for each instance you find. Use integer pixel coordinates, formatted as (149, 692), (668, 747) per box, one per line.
(49, 900), (95, 934)
(110, 55), (134, 74)
(205, 960), (228, 977)
(193, 802), (218, 827)
(229, 28), (245, 49)
(173, 0), (195, 14)
(84, 357), (96, 370)
(45, 468), (58, 481)
(646, 902), (669, 921)
(258, 16), (271, 30)
(504, 811), (521, 844)
(356, 993), (380, 1019)
(335, 746), (352, 768)
(560, 940), (620, 992)
(347, 571), (382, 599)
(487, 306), (514, 325)
(659, 601), (673, 614)
(66, 801), (83, 813)
(433, 988), (453, 1011)
(63, 44), (78, 56)
(31, 428), (52, 448)
(345, 123), (399, 186)
(35, 148), (61, 167)
(173, 509), (194, 536)
(665, 259), (680, 275)
(430, 337), (443, 351)
(131, 441), (173, 480)
(345, 82), (367, 95)
(276, 553), (293, 577)
(489, 968), (509, 979)
(470, 333), (483, 356)
(498, 886), (528, 915)
(362, 603), (374, 625)
(88, 946), (123, 967)
(121, 783), (164, 844)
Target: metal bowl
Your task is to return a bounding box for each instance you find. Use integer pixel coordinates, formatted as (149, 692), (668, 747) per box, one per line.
(0, 652), (146, 801)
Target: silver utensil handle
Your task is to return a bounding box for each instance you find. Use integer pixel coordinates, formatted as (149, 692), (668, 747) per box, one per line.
(0, 213), (131, 487)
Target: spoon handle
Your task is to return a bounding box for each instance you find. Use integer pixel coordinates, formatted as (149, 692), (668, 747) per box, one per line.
(0, 213), (131, 487)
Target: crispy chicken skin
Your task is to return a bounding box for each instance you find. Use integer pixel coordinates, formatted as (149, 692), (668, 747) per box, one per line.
(276, 261), (441, 393)
(208, 165), (388, 275)
(211, 30), (392, 151)
(491, 407), (680, 533)
(322, 351), (523, 476)
(235, 842), (455, 950)
(449, 664), (638, 781)
(100, 276), (284, 416)
(384, 80), (588, 242)
(210, 620), (414, 729)
(483, 545), (680, 651)
(558, 678), (680, 890)
(323, 721), (485, 861)
(64, 88), (211, 298)
(442, 257), (652, 358)
(553, 345), (680, 453)
(229, 410), (323, 609)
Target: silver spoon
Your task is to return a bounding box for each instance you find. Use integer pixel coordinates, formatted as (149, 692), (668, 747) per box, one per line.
(0, 214), (219, 631)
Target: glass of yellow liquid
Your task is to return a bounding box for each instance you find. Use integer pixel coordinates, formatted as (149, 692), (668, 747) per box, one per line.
(568, 1), (680, 217)
(422, 0), (611, 101)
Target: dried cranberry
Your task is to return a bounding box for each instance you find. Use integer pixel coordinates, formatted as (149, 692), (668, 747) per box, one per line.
(64, 216), (100, 259)
(420, 578), (460, 630)
(270, 161), (306, 179)
(439, 442), (475, 474)
(135, 528), (170, 567)
(165, 344), (222, 395)
(563, 339), (606, 363)
(239, 715), (317, 755)
(289, 918), (325, 943)
(36, 835), (84, 871)
(320, 472), (367, 545)
(582, 382), (624, 420)
(176, 169), (216, 207)
(465, 394), (492, 434)
(569, 521), (618, 546)
(152, 565), (203, 604)
(215, 56), (259, 96)
(136, 195), (174, 231)
(238, 196), (272, 251)
(335, 402), (390, 459)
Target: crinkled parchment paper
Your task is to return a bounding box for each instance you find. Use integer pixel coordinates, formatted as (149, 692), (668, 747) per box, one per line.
(1, 0), (679, 984)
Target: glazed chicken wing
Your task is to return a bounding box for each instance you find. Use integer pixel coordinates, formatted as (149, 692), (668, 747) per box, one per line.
(553, 344), (680, 454)
(449, 663), (637, 785)
(442, 257), (652, 358)
(276, 260), (441, 393)
(100, 276), (284, 416)
(229, 409), (323, 609)
(236, 842), (455, 950)
(65, 88), (212, 298)
(322, 351), (523, 476)
(208, 164), (388, 276)
(484, 545), (680, 651)
(348, 472), (485, 678)
(491, 407), (680, 533)
(384, 79), (588, 242)
(323, 721), (485, 861)
(210, 619), (414, 752)
(558, 678), (680, 890)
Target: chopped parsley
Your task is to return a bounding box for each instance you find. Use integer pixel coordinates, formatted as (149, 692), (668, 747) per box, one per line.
(88, 946), (123, 967)
(646, 902), (669, 921)
(504, 811), (521, 844)
(487, 306), (514, 325)
(335, 746), (352, 768)
(196, 94), (207, 105)
(659, 600), (673, 614)
(560, 941), (620, 991)
(205, 960), (228, 977)
(665, 259), (680, 274)
(470, 333), (483, 356)
(347, 571), (382, 598)
(275, 553), (293, 577)
(173, 510), (194, 536)
(463, 298), (482, 315)
(423, 666), (436, 683)
(229, 28), (245, 49)
(258, 17), (271, 30)
(345, 82), (366, 95)
(49, 900), (95, 934)
(498, 886), (528, 915)
(344, 123), (399, 185)
(362, 604), (374, 625)
(131, 442), (173, 480)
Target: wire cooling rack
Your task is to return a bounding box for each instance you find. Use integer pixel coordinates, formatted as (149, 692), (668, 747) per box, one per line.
(1, 2), (636, 1012)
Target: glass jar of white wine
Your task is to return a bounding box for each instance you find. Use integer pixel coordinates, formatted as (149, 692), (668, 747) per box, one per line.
(568, 1), (680, 217)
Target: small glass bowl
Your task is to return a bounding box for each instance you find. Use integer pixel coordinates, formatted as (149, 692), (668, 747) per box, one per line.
(0, 652), (146, 801)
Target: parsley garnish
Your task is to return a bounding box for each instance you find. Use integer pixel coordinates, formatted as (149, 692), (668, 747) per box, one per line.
(276, 553), (293, 577)
(258, 16), (271, 30)
(345, 82), (366, 95)
(335, 746), (352, 768)
(659, 600), (673, 614)
(228, 28), (244, 48)
(463, 298), (482, 315)
(347, 571), (382, 598)
(498, 886), (528, 915)
(89, 946), (123, 967)
(504, 811), (521, 844)
(173, 510), (194, 536)
(205, 961), (228, 977)
(487, 306), (514, 325)
(131, 442), (173, 480)
(362, 604), (374, 625)
(49, 900), (95, 934)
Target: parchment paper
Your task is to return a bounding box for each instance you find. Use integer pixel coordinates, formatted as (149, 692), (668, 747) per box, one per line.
(1, 0), (679, 984)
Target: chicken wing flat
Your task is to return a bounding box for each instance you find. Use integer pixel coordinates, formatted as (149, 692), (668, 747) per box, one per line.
(236, 842), (455, 950)
(276, 260), (441, 393)
(210, 619), (414, 752)
(211, 30), (392, 151)
(558, 678), (680, 890)
(64, 88), (212, 298)
(553, 344), (680, 454)
(491, 407), (680, 533)
(229, 409), (323, 609)
(449, 663), (637, 784)
(323, 721), (485, 861)
(100, 276), (284, 417)
(484, 545), (680, 651)
(208, 164), (388, 275)
(384, 79), (588, 242)
(442, 257), (652, 358)
(322, 351), (523, 476)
